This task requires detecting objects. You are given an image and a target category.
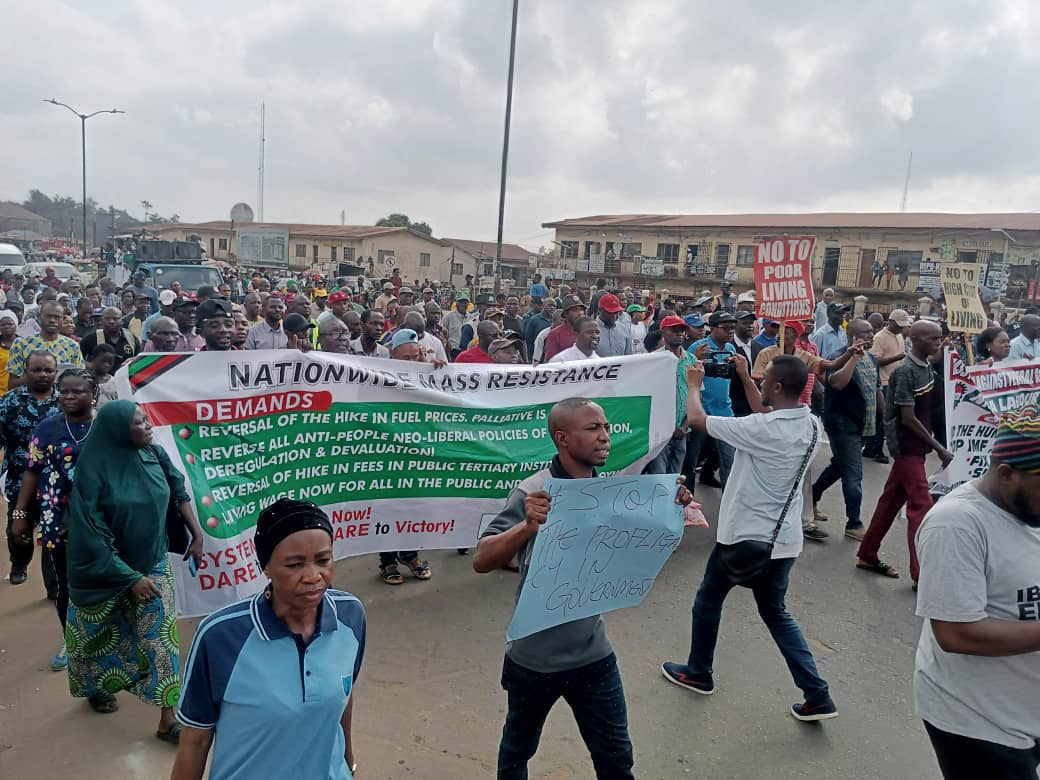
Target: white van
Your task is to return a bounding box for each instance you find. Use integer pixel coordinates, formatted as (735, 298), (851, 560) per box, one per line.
(0, 243), (27, 270)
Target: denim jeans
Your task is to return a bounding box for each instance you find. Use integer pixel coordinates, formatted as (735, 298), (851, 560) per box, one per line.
(682, 430), (734, 490)
(498, 653), (634, 780)
(812, 428), (864, 527)
(644, 435), (687, 475)
(687, 548), (829, 703)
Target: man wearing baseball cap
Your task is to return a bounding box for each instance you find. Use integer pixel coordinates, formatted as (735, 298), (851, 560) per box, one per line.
(543, 294), (586, 361)
(141, 289), (178, 343)
(713, 281), (736, 314)
(283, 313), (314, 352)
(196, 298), (236, 351)
(864, 309), (912, 463)
(488, 333), (524, 365)
(629, 304), (648, 354)
(594, 293), (632, 358)
(644, 314), (700, 474)
(811, 302), (849, 357)
(443, 290), (473, 359)
(374, 282), (396, 312)
(683, 311), (740, 491)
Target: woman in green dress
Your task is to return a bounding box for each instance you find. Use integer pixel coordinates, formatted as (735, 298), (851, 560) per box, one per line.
(65, 399), (203, 743)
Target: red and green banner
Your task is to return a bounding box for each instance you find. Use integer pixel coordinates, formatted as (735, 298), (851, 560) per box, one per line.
(119, 351), (677, 616)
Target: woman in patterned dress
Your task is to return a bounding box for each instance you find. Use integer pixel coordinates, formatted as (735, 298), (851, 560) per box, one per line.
(64, 399), (203, 743)
(10, 368), (98, 671)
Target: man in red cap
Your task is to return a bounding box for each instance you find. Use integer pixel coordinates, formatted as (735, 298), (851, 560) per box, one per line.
(594, 293), (632, 358)
(644, 314), (701, 474)
(318, 290), (351, 325)
(542, 294), (586, 361)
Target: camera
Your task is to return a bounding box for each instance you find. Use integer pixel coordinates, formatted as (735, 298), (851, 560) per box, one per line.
(702, 350), (734, 379)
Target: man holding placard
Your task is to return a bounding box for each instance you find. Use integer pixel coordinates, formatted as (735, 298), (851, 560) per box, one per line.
(474, 398), (694, 779)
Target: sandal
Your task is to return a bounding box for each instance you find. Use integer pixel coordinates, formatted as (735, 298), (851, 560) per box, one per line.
(380, 564), (404, 585)
(88, 692), (119, 714)
(156, 723), (182, 745)
(856, 560), (900, 578)
(405, 558), (432, 580)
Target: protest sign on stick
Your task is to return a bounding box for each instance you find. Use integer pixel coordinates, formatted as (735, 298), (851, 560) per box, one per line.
(929, 351), (1040, 496)
(116, 351), (677, 616)
(940, 263), (987, 335)
(506, 473), (683, 641)
(754, 236), (817, 320)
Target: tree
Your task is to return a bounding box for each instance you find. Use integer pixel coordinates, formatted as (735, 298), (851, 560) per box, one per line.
(376, 213), (433, 235)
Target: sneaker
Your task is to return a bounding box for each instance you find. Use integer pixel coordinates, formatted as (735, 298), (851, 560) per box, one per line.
(660, 662), (715, 695)
(50, 643), (68, 671)
(9, 566), (27, 585)
(874, 453), (890, 464)
(813, 505), (829, 523)
(803, 525), (829, 542)
(791, 697), (838, 722)
(844, 525), (866, 541)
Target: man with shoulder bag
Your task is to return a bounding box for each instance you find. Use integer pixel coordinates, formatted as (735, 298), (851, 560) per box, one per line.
(660, 354), (838, 722)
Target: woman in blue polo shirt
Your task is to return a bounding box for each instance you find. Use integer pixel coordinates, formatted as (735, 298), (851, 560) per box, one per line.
(172, 498), (366, 780)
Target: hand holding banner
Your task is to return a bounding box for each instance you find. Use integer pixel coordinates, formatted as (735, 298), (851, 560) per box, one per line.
(506, 473), (684, 641)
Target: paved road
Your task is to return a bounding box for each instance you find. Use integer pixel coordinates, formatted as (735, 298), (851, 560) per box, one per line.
(0, 452), (941, 779)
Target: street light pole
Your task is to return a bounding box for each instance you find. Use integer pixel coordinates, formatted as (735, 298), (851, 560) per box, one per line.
(493, 0), (520, 295)
(43, 99), (125, 258)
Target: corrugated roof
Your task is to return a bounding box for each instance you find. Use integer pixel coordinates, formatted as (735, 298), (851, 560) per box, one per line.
(542, 212), (1040, 232)
(0, 202), (49, 222)
(149, 221), (447, 244)
(440, 237), (534, 263)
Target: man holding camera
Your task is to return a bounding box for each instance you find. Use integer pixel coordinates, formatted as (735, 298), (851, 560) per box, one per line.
(682, 311), (739, 491)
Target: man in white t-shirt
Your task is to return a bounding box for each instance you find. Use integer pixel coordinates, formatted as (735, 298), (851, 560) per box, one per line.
(547, 317), (599, 363)
(914, 405), (1040, 779)
(660, 355), (837, 722)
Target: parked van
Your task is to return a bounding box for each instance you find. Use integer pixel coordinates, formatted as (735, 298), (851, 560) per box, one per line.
(0, 243), (27, 270)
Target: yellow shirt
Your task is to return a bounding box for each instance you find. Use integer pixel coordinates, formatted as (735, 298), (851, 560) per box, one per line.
(0, 343), (11, 394)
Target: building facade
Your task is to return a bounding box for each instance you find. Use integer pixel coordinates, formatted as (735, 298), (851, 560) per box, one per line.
(0, 202), (52, 239)
(542, 213), (1040, 309)
(439, 238), (535, 292)
(150, 222), (464, 284)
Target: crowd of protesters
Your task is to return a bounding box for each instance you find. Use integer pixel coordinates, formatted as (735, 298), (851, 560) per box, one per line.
(2, 259), (1039, 779)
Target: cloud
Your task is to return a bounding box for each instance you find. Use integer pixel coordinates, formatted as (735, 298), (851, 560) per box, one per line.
(2, 0), (1039, 247)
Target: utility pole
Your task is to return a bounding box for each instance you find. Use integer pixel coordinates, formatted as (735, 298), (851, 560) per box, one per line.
(43, 99), (124, 258)
(900, 151), (913, 212)
(493, 0), (520, 295)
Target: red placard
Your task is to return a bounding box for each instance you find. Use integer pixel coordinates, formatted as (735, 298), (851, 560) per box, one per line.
(754, 236), (817, 320)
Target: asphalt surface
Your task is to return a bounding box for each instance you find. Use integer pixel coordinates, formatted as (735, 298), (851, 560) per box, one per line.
(0, 451), (942, 779)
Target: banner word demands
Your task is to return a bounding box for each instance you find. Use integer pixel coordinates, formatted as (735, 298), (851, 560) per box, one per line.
(940, 263), (987, 334)
(754, 236), (817, 320)
(506, 473), (683, 641)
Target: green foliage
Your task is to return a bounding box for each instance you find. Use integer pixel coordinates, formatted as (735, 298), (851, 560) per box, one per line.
(376, 213), (433, 235)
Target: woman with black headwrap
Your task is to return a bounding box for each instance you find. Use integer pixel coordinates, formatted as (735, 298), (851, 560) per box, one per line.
(173, 498), (366, 780)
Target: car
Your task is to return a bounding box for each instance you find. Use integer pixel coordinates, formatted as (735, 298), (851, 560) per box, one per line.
(23, 261), (79, 282)
(0, 242), (27, 271)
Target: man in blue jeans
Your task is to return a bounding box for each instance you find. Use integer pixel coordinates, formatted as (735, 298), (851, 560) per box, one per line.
(661, 355), (839, 722)
(812, 318), (882, 540)
(475, 397), (694, 778)
(683, 310), (738, 491)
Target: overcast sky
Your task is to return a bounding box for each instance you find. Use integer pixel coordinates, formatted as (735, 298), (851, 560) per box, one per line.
(3, 0), (1038, 250)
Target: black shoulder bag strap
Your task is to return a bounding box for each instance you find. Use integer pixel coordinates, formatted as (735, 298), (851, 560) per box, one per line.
(768, 417), (820, 546)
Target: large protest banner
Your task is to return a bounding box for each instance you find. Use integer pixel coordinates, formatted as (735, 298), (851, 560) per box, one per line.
(754, 236), (816, 320)
(507, 473), (683, 641)
(940, 263), (987, 334)
(115, 351), (677, 616)
(929, 351), (1040, 495)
